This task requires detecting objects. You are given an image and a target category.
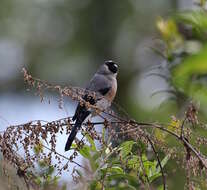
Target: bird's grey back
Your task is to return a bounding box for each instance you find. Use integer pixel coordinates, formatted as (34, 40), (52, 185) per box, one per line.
(86, 73), (112, 93)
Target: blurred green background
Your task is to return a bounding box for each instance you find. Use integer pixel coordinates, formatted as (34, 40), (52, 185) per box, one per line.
(0, 0), (183, 111)
(1, 0), (202, 189)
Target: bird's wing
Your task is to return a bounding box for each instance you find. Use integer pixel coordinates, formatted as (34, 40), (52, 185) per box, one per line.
(72, 74), (111, 121)
(86, 74), (111, 95)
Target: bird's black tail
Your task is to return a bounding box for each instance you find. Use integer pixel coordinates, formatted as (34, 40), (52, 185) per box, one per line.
(65, 111), (90, 151)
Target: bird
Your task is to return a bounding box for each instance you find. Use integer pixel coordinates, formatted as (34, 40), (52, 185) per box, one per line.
(65, 60), (118, 151)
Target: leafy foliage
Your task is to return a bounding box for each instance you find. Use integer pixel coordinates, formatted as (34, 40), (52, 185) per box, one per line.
(32, 144), (61, 189)
(73, 137), (169, 190)
(154, 1), (207, 189)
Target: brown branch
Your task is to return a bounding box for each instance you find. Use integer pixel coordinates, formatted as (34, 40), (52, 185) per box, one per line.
(146, 135), (166, 190)
(182, 137), (207, 169)
(23, 131), (89, 171)
(3, 116), (207, 171)
(1, 68), (206, 189)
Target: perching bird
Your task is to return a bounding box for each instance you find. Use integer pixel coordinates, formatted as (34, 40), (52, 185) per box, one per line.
(65, 60), (118, 151)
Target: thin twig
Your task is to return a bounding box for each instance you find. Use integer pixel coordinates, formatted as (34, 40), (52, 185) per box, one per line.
(146, 135), (166, 190)
(180, 116), (187, 138)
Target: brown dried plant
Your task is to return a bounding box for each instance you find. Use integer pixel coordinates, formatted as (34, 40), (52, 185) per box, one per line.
(0, 68), (207, 190)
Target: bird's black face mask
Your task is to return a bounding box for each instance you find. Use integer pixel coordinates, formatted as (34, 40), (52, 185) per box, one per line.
(105, 60), (118, 74)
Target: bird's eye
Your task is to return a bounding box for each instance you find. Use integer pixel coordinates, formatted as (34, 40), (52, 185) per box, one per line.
(105, 60), (118, 74)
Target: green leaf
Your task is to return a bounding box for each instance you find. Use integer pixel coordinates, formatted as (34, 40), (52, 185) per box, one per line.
(148, 154), (170, 182)
(90, 160), (99, 172)
(127, 155), (140, 170)
(71, 143), (77, 149)
(79, 145), (91, 159)
(161, 154), (170, 168)
(34, 177), (42, 185)
(53, 176), (60, 185)
(46, 175), (51, 183)
(172, 44), (207, 109)
(107, 173), (139, 187)
(149, 173), (161, 183)
(174, 10), (207, 40)
(38, 160), (48, 168)
(33, 142), (43, 155)
(143, 161), (156, 178)
(47, 166), (54, 175)
(119, 141), (136, 158)
(101, 166), (124, 175)
(158, 185), (164, 190)
(90, 180), (102, 190)
(92, 152), (101, 161)
(86, 134), (96, 152)
(110, 166), (124, 174)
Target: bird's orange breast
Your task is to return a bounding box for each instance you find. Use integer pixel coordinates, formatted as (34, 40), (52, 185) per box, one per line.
(105, 80), (117, 103)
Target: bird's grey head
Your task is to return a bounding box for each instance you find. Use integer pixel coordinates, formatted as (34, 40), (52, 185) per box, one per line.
(97, 60), (118, 76)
